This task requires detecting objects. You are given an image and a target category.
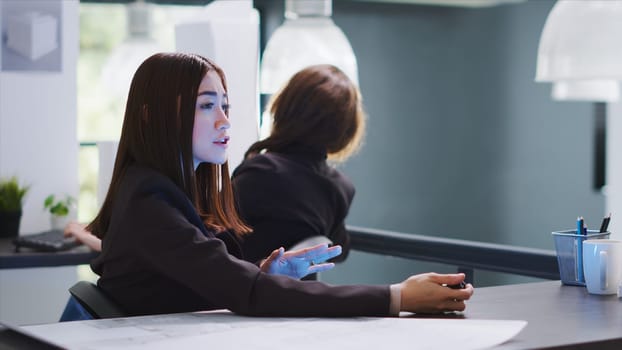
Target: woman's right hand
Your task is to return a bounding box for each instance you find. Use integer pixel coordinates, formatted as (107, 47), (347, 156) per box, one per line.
(259, 243), (342, 279)
(64, 221), (102, 252)
(399, 273), (474, 314)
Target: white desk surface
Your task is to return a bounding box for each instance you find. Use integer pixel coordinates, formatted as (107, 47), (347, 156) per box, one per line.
(21, 280), (622, 350)
(23, 311), (525, 350)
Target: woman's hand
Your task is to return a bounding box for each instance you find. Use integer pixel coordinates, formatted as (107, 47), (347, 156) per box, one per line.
(260, 243), (342, 279)
(64, 221), (102, 251)
(399, 273), (474, 314)
(64, 221), (87, 240)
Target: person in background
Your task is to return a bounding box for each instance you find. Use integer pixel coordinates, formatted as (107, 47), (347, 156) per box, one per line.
(64, 221), (101, 251)
(232, 64), (364, 264)
(74, 52), (473, 318)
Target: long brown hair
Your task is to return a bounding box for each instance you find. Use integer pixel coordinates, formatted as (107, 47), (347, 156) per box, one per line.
(89, 52), (250, 238)
(246, 64), (366, 162)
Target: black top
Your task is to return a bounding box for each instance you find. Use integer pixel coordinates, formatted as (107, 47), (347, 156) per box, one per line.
(232, 144), (355, 263)
(91, 164), (388, 317)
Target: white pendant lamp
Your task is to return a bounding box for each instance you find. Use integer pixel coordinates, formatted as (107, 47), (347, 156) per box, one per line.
(259, 0), (358, 95)
(535, 0), (622, 102)
(101, 0), (163, 97)
(552, 80), (620, 102)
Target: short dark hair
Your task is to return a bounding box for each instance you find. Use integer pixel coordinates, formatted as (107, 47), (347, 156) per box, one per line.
(246, 64), (366, 162)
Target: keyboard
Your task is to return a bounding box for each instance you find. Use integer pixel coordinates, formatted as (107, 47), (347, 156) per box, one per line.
(13, 229), (82, 252)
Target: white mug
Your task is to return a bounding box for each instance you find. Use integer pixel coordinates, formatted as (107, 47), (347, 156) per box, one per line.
(582, 239), (622, 295)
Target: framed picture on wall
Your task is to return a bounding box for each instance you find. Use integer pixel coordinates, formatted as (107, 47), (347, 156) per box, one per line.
(0, 0), (62, 72)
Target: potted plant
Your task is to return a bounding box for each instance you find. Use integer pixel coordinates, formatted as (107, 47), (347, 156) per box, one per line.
(44, 194), (75, 230)
(0, 176), (29, 238)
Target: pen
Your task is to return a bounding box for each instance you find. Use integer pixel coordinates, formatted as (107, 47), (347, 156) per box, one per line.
(599, 213), (611, 233)
(446, 282), (466, 289)
(577, 216), (584, 283)
(577, 216), (585, 235)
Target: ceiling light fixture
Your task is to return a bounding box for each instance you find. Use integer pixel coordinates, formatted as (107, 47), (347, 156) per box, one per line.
(101, 0), (163, 97)
(259, 0), (358, 95)
(535, 0), (622, 102)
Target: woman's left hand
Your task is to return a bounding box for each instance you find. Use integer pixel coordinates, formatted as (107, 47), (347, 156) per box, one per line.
(260, 243), (342, 279)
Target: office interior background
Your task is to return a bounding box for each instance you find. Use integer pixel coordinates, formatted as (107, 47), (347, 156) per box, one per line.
(1, 0), (621, 325)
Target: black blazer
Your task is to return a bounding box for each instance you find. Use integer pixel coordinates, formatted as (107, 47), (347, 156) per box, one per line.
(91, 164), (388, 317)
(232, 145), (354, 263)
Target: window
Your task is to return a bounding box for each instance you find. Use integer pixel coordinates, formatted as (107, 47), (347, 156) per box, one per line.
(77, 2), (202, 222)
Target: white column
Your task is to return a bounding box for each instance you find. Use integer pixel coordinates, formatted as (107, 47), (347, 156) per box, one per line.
(175, 0), (259, 171)
(606, 101), (622, 239)
(0, 0), (80, 325)
(0, 0), (79, 233)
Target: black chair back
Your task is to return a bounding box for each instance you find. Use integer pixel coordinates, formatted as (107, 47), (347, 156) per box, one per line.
(68, 281), (126, 319)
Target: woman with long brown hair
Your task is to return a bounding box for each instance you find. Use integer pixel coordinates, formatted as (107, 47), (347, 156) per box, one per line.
(86, 52), (472, 317)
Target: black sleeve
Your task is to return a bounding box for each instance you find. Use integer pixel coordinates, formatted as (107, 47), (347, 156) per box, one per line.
(328, 223), (350, 262)
(127, 188), (390, 317)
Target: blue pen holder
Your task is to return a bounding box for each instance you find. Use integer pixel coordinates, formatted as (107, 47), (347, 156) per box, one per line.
(552, 230), (610, 286)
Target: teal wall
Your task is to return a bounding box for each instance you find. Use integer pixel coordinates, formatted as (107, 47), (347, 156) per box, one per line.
(256, 0), (605, 286)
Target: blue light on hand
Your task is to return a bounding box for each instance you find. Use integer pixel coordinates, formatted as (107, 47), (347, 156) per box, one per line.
(260, 244), (342, 279)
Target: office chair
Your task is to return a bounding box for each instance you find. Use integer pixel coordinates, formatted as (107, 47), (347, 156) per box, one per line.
(289, 235), (333, 251)
(68, 281), (126, 319)
(289, 235), (333, 281)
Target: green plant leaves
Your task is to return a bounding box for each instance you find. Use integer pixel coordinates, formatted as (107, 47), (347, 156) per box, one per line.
(0, 176), (29, 212)
(44, 194), (55, 208)
(44, 194), (75, 217)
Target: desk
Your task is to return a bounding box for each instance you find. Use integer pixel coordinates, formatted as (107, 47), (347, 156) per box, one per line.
(463, 280), (622, 349)
(17, 281), (622, 350)
(0, 238), (98, 269)
(0, 238), (99, 325)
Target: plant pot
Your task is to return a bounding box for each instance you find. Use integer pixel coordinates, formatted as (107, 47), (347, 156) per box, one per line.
(0, 210), (22, 238)
(51, 215), (71, 231)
